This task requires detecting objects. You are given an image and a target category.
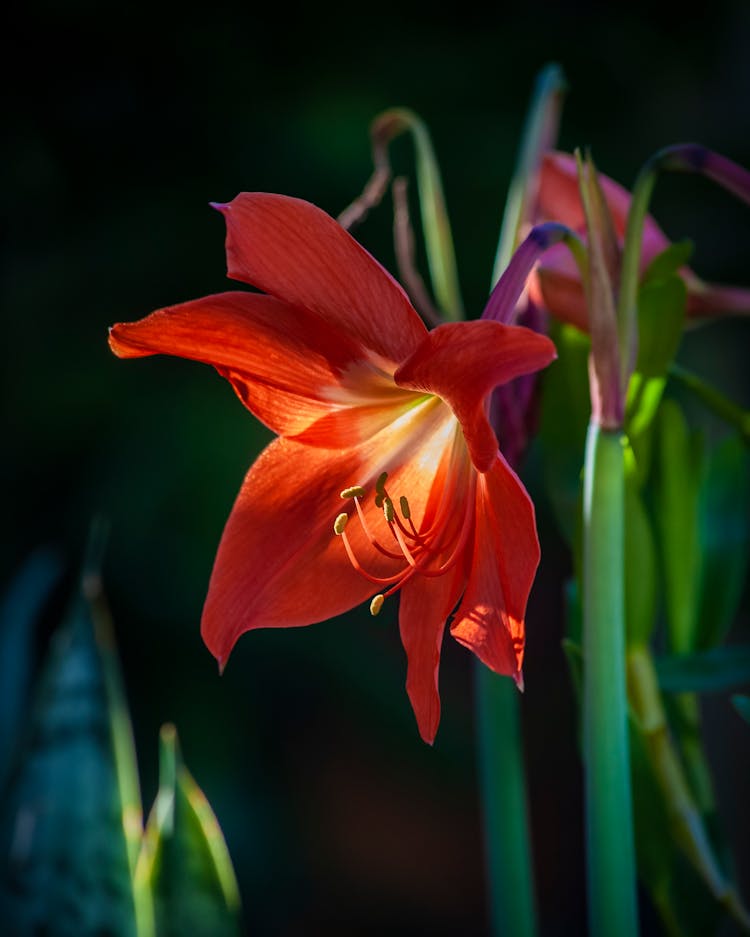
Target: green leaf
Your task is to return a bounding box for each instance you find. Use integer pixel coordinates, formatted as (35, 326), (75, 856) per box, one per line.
(634, 276), (686, 380)
(0, 588), (137, 935)
(82, 520), (152, 936)
(696, 435), (750, 648)
(652, 399), (704, 653)
(137, 725), (242, 937)
(492, 62), (566, 282)
(642, 239), (694, 285)
(0, 549), (63, 790)
(624, 479), (657, 647)
(732, 695), (750, 724)
(538, 323), (590, 545)
(656, 646), (750, 693)
(625, 280), (687, 454)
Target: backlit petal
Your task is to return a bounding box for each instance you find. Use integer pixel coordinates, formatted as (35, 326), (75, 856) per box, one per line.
(215, 193), (427, 362)
(394, 320), (556, 473)
(450, 453), (540, 680)
(201, 437), (389, 668)
(202, 400), (459, 668)
(109, 292), (417, 443)
(397, 432), (473, 744)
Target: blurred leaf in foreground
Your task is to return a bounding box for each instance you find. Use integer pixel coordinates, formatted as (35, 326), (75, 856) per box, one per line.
(137, 724), (242, 937)
(0, 575), (137, 936)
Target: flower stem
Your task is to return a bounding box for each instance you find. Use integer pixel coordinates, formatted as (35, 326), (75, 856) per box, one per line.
(475, 665), (537, 937)
(582, 423), (638, 937)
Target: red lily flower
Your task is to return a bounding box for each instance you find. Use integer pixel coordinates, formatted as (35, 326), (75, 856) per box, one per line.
(109, 194), (555, 743)
(530, 151), (750, 329)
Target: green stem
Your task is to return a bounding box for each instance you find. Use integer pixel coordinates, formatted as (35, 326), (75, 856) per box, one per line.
(492, 63), (566, 285)
(475, 665), (537, 937)
(582, 424), (638, 937)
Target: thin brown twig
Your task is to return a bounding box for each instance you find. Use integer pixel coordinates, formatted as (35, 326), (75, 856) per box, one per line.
(392, 176), (442, 327)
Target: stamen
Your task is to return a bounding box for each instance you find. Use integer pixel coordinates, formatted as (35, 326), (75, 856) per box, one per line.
(340, 485), (366, 499)
(383, 497), (395, 523)
(334, 453), (475, 609)
(375, 472), (388, 496)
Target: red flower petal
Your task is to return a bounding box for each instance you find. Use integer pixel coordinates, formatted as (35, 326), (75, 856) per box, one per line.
(109, 291), (418, 443)
(399, 563), (465, 745)
(450, 453), (540, 680)
(202, 400), (459, 669)
(397, 436), (473, 744)
(394, 320), (556, 473)
(215, 194), (428, 363)
(201, 437), (386, 668)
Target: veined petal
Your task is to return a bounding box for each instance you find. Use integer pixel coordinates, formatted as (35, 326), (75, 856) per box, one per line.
(394, 320), (556, 473)
(202, 399), (459, 668)
(398, 431), (473, 744)
(201, 437), (392, 668)
(109, 291), (416, 443)
(399, 563), (465, 745)
(214, 193), (428, 362)
(450, 453), (540, 680)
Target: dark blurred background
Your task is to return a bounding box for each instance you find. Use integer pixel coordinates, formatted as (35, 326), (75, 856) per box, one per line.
(3, 2), (750, 934)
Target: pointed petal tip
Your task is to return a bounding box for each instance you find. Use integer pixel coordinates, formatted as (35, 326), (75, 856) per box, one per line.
(514, 670), (525, 693)
(217, 655), (227, 675)
(209, 201), (229, 214)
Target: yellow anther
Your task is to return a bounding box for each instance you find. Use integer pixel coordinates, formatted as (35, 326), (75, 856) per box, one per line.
(333, 513), (349, 535)
(399, 496), (411, 520)
(383, 497), (395, 523)
(370, 594), (385, 616)
(340, 485), (366, 499)
(375, 471), (388, 495)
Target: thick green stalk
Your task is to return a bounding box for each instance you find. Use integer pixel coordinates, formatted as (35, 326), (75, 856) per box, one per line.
(475, 667), (537, 937)
(582, 424), (638, 937)
(472, 64), (567, 937)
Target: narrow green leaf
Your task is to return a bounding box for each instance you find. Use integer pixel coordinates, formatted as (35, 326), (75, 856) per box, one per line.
(653, 399), (704, 653)
(656, 646), (750, 693)
(624, 479), (658, 647)
(696, 435), (750, 648)
(538, 323), (590, 544)
(732, 695), (750, 724)
(82, 522), (152, 937)
(137, 725), (242, 937)
(669, 364), (750, 442)
(492, 62), (566, 281)
(0, 591), (137, 935)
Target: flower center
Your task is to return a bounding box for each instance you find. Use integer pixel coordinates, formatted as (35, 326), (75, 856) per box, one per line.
(333, 470), (473, 616)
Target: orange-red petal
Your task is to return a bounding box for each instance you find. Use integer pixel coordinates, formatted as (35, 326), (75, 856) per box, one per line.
(450, 453), (540, 680)
(201, 437), (389, 667)
(399, 561), (466, 745)
(397, 432), (473, 744)
(109, 291), (418, 443)
(214, 193), (428, 362)
(394, 320), (556, 473)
